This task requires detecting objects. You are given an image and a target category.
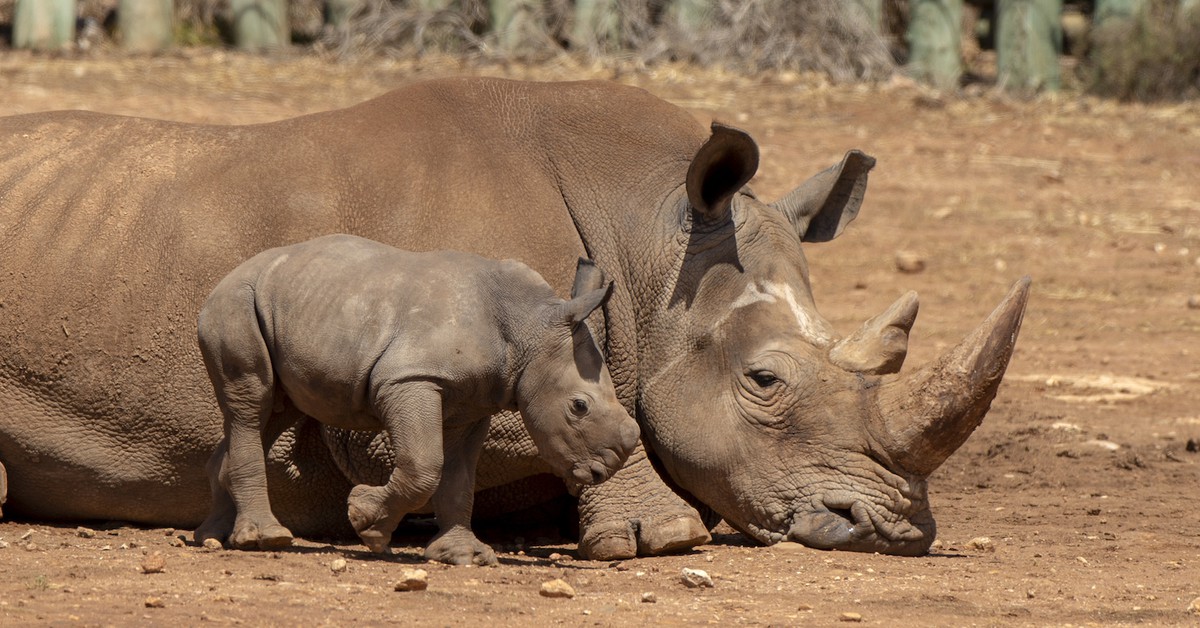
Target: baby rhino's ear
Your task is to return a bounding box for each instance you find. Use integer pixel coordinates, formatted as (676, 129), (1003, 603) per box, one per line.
(563, 258), (613, 329)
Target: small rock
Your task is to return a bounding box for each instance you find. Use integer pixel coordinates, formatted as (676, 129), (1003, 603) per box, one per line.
(168, 537), (185, 548)
(144, 597), (165, 608)
(1187, 597), (1200, 615)
(539, 578), (575, 599)
(20, 529), (33, 541)
(1186, 438), (1198, 453)
(547, 552), (562, 561)
(163, 528), (175, 537)
(840, 611), (864, 622)
(968, 537), (996, 552)
(797, 603), (814, 611)
(894, 251), (926, 274)
(929, 539), (945, 550)
(393, 569), (428, 592)
(76, 527), (95, 539)
(202, 538), (223, 550)
(1189, 295), (1200, 310)
(140, 552), (166, 574)
(771, 541), (808, 553)
(1026, 590), (1036, 599)
(680, 568), (713, 588)
(640, 592), (657, 603)
(329, 558), (348, 573)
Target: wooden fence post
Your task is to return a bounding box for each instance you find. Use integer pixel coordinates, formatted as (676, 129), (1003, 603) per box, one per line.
(996, 0), (1062, 92)
(119, 0), (174, 52)
(906, 0), (964, 90)
(231, 0), (289, 50)
(13, 0), (76, 51)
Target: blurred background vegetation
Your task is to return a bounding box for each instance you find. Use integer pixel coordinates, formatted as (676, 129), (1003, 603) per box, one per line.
(1, 0), (1197, 101)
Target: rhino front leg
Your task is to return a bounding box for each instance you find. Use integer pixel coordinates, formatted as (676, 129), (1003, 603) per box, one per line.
(347, 381), (444, 554)
(576, 443), (711, 560)
(424, 418), (497, 566)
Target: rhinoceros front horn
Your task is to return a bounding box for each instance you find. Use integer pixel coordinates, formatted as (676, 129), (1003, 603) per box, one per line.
(875, 277), (1031, 476)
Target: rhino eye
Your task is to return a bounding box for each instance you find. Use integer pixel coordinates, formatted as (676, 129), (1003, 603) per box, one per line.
(571, 398), (590, 415)
(748, 370), (779, 388)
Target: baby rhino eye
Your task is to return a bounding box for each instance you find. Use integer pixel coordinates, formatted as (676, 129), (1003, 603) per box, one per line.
(571, 398), (590, 414)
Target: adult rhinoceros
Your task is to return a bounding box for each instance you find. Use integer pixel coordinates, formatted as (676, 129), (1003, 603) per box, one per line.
(0, 77), (1027, 558)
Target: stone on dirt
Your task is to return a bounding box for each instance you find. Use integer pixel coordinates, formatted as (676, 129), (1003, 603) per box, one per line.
(76, 527), (95, 538)
(968, 537), (996, 552)
(1187, 295), (1200, 310)
(1187, 597), (1200, 615)
(329, 558), (348, 573)
(539, 578), (575, 598)
(894, 251), (926, 274)
(1187, 438), (1198, 453)
(640, 592), (657, 603)
(680, 568), (714, 588)
(840, 611), (864, 622)
(770, 541), (808, 553)
(144, 597), (165, 608)
(394, 569), (428, 592)
(140, 551), (166, 574)
(202, 538), (223, 550)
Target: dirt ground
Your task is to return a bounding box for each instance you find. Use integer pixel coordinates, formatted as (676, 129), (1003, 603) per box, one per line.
(1, 49), (1198, 627)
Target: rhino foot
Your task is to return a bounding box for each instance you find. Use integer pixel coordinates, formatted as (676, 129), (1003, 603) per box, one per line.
(425, 526), (498, 566)
(575, 446), (711, 560)
(347, 484), (402, 554)
(229, 516), (294, 551)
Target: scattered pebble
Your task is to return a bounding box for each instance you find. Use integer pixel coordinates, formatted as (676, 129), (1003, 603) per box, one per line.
(20, 529), (34, 541)
(840, 611), (864, 622)
(1026, 590), (1036, 599)
(771, 541), (807, 553)
(1076, 556), (1089, 565)
(1186, 439), (1198, 453)
(894, 251), (926, 274)
(76, 527), (95, 539)
(1187, 597), (1200, 615)
(168, 537), (185, 548)
(640, 592), (657, 603)
(680, 568), (713, 589)
(539, 578), (575, 599)
(1188, 295), (1200, 310)
(329, 558), (348, 574)
(968, 537), (996, 552)
(202, 538), (223, 551)
(1084, 439), (1121, 451)
(140, 552), (166, 574)
(163, 528), (175, 537)
(144, 597), (165, 608)
(797, 603), (814, 611)
(394, 569), (428, 592)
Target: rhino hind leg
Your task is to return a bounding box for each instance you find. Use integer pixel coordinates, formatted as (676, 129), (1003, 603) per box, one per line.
(576, 445), (710, 560)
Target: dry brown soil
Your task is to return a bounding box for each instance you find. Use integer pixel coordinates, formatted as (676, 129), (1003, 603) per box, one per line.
(1, 50), (1198, 627)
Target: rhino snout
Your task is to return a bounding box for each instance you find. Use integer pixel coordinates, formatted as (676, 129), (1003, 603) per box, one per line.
(785, 498), (933, 556)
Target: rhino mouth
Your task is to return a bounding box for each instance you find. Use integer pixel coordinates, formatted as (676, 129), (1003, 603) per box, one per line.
(734, 494), (934, 556)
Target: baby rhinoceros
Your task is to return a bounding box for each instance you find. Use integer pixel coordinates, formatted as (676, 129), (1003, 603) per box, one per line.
(194, 234), (639, 565)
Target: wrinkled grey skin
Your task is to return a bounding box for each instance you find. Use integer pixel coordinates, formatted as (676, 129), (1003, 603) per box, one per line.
(0, 78), (1027, 559)
(195, 235), (638, 564)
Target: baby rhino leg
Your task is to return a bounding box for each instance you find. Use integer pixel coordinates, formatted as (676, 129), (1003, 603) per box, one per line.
(347, 382), (444, 553)
(424, 419), (495, 566)
(196, 285), (292, 551)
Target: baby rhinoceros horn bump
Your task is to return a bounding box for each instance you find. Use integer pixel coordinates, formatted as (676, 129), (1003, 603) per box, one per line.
(829, 291), (919, 375)
(874, 278), (1031, 476)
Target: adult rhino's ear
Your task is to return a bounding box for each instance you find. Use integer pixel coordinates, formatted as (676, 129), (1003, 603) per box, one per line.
(560, 280), (614, 329)
(686, 122), (760, 223)
(772, 150), (875, 242)
(570, 258), (605, 299)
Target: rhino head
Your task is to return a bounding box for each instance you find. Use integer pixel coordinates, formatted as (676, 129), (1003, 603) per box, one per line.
(634, 124), (1029, 556)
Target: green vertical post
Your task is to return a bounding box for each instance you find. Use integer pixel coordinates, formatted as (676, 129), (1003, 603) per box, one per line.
(231, 0), (289, 51)
(118, 0), (174, 52)
(569, 0), (621, 54)
(13, 0), (76, 51)
(996, 0), (1062, 92)
(489, 0), (541, 54)
(906, 0), (963, 90)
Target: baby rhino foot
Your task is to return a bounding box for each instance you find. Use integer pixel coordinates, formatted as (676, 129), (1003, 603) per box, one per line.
(229, 515), (293, 551)
(425, 527), (498, 566)
(347, 484), (401, 554)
